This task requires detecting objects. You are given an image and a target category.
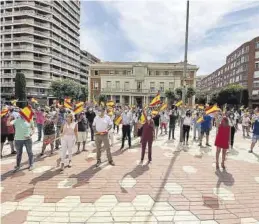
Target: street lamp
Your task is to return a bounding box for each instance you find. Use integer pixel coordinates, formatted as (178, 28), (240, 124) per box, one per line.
(180, 0), (190, 143)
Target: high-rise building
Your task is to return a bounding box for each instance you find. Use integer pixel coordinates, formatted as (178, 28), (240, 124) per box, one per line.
(200, 36), (259, 106)
(0, 0), (95, 100)
(89, 61), (198, 106)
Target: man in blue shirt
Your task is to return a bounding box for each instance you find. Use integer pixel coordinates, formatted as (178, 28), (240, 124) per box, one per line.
(249, 115), (259, 153)
(199, 112), (212, 147)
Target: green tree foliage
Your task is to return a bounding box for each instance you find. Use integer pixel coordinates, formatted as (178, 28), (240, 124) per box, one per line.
(175, 87), (182, 99)
(165, 89), (176, 106)
(195, 93), (207, 105)
(209, 93), (218, 105)
(15, 72), (27, 108)
(186, 87), (196, 99)
(98, 94), (107, 104)
(50, 79), (87, 101)
(80, 86), (88, 101)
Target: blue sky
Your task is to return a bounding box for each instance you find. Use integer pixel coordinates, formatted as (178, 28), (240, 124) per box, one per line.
(80, 1), (259, 75)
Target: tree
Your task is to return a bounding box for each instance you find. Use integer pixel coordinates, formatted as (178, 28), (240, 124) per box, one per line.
(186, 87), (196, 100)
(175, 87), (182, 99)
(165, 89), (176, 106)
(50, 79), (84, 101)
(98, 94), (107, 104)
(80, 86), (88, 101)
(15, 72), (27, 108)
(195, 93), (207, 105)
(209, 93), (218, 105)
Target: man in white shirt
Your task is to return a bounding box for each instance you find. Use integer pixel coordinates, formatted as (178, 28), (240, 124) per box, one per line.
(120, 106), (133, 150)
(93, 107), (114, 167)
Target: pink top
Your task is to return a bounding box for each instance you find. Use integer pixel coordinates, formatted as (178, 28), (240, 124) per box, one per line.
(63, 122), (76, 136)
(35, 111), (45, 124)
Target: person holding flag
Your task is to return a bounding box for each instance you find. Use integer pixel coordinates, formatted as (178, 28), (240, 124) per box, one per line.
(7, 107), (35, 172)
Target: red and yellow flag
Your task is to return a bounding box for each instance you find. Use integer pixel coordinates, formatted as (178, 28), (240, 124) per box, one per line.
(31, 98), (38, 104)
(152, 110), (159, 116)
(149, 93), (161, 107)
(205, 105), (220, 115)
(159, 103), (167, 111)
(73, 102), (84, 114)
(196, 116), (204, 123)
(1, 108), (9, 117)
(11, 99), (18, 106)
(106, 101), (115, 107)
(175, 100), (183, 107)
(19, 106), (34, 122)
(64, 98), (72, 109)
(114, 116), (122, 126)
(139, 113), (146, 124)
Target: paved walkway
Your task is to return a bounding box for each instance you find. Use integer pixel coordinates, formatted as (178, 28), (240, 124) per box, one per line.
(1, 126), (259, 224)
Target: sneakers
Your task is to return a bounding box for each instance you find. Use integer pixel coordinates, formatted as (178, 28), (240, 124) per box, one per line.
(11, 151), (17, 155)
(109, 161), (115, 166)
(29, 165), (34, 171)
(13, 166), (20, 172)
(68, 160), (72, 168)
(96, 160), (101, 167)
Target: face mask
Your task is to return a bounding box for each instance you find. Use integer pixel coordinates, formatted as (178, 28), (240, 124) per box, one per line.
(147, 116), (151, 121)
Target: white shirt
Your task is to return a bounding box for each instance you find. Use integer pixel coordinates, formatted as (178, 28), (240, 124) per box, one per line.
(228, 118), (235, 127)
(183, 116), (192, 126)
(93, 115), (112, 132)
(122, 111), (133, 125)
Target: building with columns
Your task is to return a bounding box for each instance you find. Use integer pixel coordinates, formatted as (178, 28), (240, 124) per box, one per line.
(89, 61), (199, 106)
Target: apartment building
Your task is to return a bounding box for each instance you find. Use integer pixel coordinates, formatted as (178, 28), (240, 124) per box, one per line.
(200, 36), (259, 106)
(89, 61), (198, 106)
(196, 75), (207, 92)
(0, 0), (97, 100)
(80, 50), (100, 85)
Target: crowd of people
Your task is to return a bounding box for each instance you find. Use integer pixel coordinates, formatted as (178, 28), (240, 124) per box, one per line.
(1, 103), (259, 172)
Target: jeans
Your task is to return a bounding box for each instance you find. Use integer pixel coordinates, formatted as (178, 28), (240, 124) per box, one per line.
(89, 122), (94, 141)
(121, 125), (131, 148)
(141, 139), (152, 161)
(168, 125), (175, 139)
(37, 123), (43, 141)
(230, 126), (235, 147)
(183, 125), (190, 142)
(15, 139), (33, 167)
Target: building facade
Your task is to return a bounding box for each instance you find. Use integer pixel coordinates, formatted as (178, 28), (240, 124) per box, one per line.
(196, 75), (207, 92)
(89, 62), (198, 106)
(1, 0), (98, 100)
(200, 37), (259, 105)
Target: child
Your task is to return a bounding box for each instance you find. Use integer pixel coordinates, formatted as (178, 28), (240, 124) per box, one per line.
(214, 117), (230, 170)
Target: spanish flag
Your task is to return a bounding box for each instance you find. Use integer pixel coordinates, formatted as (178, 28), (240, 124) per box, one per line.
(19, 106), (34, 122)
(198, 105), (204, 110)
(139, 113), (146, 124)
(73, 102), (84, 114)
(11, 99), (18, 106)
(175, 100), (183, 107)
(64, 99), (72, 110)
(152, 110), (159, 116)
(65, 97), (71, 103)
(149, 93), (161, 107)
(197, 116), (204, 123)
(106, 101), (115, 107)
(205, 105), (220, 115)
(160, 103), (167, 111)
(100, 101), (105, 107)
(114, 116), (122, 126)
(93, 96), (98, 105)
(1, 108), (9, 117)
(31, 98), (38, 104)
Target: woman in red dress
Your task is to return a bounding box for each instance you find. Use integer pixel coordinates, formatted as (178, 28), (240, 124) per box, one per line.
(215, 117), (230, 170)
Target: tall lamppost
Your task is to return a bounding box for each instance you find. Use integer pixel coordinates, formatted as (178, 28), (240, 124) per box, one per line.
(180, 0), (190, 143)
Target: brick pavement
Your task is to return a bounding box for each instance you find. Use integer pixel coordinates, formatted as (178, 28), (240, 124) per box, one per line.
(1, 126), (259, 224)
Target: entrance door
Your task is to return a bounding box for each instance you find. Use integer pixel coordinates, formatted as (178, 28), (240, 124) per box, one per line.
(137, 81), (142, 92)
(135, 97), (142, 107)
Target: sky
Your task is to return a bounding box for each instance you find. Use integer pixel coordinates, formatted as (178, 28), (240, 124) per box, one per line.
(80, 0), (259, 76)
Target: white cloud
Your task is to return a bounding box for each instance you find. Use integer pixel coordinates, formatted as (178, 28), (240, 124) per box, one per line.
(100, 0), (259, 74)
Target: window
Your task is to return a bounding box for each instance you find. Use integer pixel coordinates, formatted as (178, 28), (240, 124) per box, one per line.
(254, 71), (259, 79)
(156, 71), (159, 76)
(150, 82), (155, 92)
(160, 82), (164, 92)
(253, 80), (259, 88)
(115, 70), (119, 75)
(93, 81), (99, 90)
(124, 81), (129, 91)
(94, 70), (98, 76)
(109, 70), (114, 75)
(123, 70), (127, 75)
(127, 70), (131, 75)
(165, 71), (169, 75)
(115, 81), (120, 89)
(255, 51), (259, 59)
(255, 62), (259, 69)
(106, 81), (111, 89)
(256, 42), (259, 49)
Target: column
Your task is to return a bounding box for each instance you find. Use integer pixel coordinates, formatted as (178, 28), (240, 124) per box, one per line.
(120, 95), (122, 104)
(129, 96), (132, 106)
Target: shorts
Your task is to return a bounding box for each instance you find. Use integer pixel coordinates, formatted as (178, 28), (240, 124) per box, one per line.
(43, 134), (55, 145)
(1, 134), (14, 143)
(252, 134), (259, 143)
(201, 128), (210, 136)
(77, 132), (87, 142)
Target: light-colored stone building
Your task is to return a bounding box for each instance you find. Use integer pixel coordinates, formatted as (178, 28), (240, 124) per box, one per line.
(89, 62), (199, 106)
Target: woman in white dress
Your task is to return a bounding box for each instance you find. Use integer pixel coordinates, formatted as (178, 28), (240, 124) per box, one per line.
(60, 113), (78, 171)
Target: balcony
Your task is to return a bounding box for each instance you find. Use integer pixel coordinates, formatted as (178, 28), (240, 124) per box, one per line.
(1, 74), (14, 78)
(101, 88), (161, 95)
(2, 82), (14, 87)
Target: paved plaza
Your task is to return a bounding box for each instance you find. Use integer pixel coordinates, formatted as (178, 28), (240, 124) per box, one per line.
(1, 126), (259, 224)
